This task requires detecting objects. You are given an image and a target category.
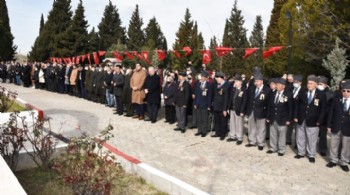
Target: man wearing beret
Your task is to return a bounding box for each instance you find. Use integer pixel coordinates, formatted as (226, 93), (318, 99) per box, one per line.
(286, 74), (305, 146)
(266, 78), (293, 156)
(245, 73), (271, 150)
(193, 71), (212, 137)
(174, 72), (191, 133)
(211, 71), (230, 140)
(227, 74), (247, 145)
(326, 80), (350, 172)
(294, 75), (327, 163)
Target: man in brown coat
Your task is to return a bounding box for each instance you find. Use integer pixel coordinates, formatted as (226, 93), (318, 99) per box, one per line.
(130, 63), (147, 120)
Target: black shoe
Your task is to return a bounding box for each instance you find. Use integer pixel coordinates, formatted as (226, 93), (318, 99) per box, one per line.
(201, 133), (207, 137)
(278, 153), (284, 156)
(189, 126), (197, 129)
(326, 162), (337, 168)
(113, 112), (118, 115)
(294, 155), (305, 159)
(220, 137), (225, 141)
(226, 138), (237, 142)
(169, 122), (175, 125)
(286, 142), (292, 145)
(211, 134), (219, 138)
(144, 118), (151, 121)
(164, 120), (169, 123)
(320, 152), (326, 156)
(236, 140), (243, 145)
(340, 165), (349, 172)
(174, 127), (181, 131)
(151, 120), (156, 123)
(308, 157), (315, 163)
(194, 132), (202, 136)
(245, 144), (256, 147)
(181, 129), (186, 133)
(124, 114), (133, 117)
(266, 150), (275, 154)
(258, 146), (264, 151)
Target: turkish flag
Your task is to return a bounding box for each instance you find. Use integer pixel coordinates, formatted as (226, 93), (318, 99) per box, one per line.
(244, 48), (259, 59)
(157, 50), (166, 61)
(141, 51), (151, 64)
(76, 56), (80, 64)
(124, 52), (135, 60)
(87, 54), (91, 64)
(263, 46), (284, 59)
(172, 50), (181, 59)
(81, 55), (86, 63)
(112, 52), (123, 62)
(99, 51), (106, 56)
(215, 47), (233, 57)
(183, 46), (192, 56)
(200, 50), (212, 64)
(93, 52), (99, 64)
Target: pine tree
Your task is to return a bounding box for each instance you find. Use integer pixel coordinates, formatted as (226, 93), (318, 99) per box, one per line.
(172, 8), (204, 70)
(39, 13), (45, 34)
(98, 0), (126, 51)
(248, 15), (264, 71)
(209, 36), (220, 70)
(322, 38), (349, 91)
(55, 0), (89, 57)
(264, 0), (288, 77)
(28, 0), (73, 61)
(127, 4), (145, 51)
(222, 0), (248, 76)
(144, 17), (167, 50)
(0, 0), (16, 60)
(88, 27), (99, 52)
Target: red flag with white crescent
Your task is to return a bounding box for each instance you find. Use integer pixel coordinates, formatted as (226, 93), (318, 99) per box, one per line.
(200, 50), (212, 64)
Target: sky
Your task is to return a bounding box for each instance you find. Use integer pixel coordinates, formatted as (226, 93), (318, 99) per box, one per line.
(6, 0), (274, 55)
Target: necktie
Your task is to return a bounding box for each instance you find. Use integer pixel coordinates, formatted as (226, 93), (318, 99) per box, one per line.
(308, 91), (313, 104)
(344, 99), (348, 112)
(275, 92), (280, 104)
(255, 88), (260, 98)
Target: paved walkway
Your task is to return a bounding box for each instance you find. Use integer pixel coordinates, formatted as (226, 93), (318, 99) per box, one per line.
(3, 83), (350, 195)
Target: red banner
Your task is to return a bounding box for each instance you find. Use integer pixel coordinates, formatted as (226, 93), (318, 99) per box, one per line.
(200, 50), (212, 64)
(215, 47), (233, 57)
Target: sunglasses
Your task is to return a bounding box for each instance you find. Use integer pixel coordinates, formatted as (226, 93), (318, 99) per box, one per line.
(343, 90), (350, 93)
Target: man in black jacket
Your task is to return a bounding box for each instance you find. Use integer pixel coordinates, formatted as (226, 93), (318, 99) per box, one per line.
(227, 75), (247, 144)
(174, 72), (191, 133)
(144, 66), (161, 123)
(112, 65), (124, 115)
(245, 73), (271, 150)
(104, 66), (114, 107)
(326, 80), (350, 172)
(211, 71), (230, 140)
(266, 78), (293, 156)
(294, 75), (327, 163)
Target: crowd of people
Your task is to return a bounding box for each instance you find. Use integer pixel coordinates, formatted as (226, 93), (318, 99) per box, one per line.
(1, 60), (349, 173)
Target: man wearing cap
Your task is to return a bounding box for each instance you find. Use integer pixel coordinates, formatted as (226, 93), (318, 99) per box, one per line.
(245, 73), (271, 150)
(266, 78), (293, 156)
(211, 71), (230, 140)
(194, 71), (212, 137)
(174, 72), (191, 133)
(227, 74), (247, 145)
(294, 75), (327, 163)
(317, 76), (334, 156)
(286, 74), (304, 146)
(326, 80), (350, 172)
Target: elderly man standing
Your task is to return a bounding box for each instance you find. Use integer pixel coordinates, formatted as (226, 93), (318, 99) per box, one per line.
(174, 72), (191, 133)
(326, 80), (350, 172)
(294, 75), (326, 163)
(144, 66), (161, 123)
(130, 63), (147, 120)
(112, 65), (124, 115)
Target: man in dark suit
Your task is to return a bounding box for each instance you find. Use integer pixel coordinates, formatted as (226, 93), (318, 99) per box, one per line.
(174, 72), (191, 133)
(193, 71), (212, 137)
(326, 80), (350, 172)
(122, 67), (133, 117)
(144, 66), (161, 123)
(294, 75), (327, 163)
(227, 75), (247, 145)
(112, 65), (124, 115)
(211, 71), (230, 140)
(104, 66), (114, 107)
(245, 73), (271, 150)
(266, 78), (293, 156)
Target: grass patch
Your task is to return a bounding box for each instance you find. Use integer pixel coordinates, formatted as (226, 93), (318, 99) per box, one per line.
(7, 100), (28, 112)
(15, 167), (167, 195)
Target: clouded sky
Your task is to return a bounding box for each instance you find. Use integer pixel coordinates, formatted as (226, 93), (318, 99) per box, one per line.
(7, 0), (274, 55)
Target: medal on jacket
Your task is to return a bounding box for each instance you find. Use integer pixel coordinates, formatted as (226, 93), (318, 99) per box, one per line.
(314, 99), (319, 106)
(260, 94), (265, 100)
(238, 91), (243, 97)
(202, 89), (207, 96)
(219, 89), (223, 95)
(180, 87), (183, 91)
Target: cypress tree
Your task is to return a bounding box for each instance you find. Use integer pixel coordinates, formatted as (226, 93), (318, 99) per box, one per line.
(127, 4), (145, 51)
(209, 36), (220, 70)
(98, 0), (126, 51)
(144, 17), (167, 50)
(248, 15), (264, 72)
(0, 0), (16, 60)
(39, 13), (45, 34)
(88, 27), (99, 52)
